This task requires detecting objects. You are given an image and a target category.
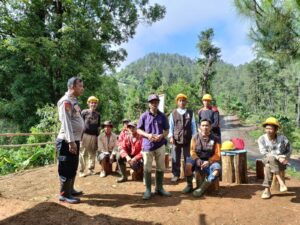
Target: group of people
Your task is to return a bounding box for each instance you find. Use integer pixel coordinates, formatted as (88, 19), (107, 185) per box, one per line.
(55, 76), (292, 204)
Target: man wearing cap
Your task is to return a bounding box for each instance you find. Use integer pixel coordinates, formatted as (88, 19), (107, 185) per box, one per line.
(258, 117), (292, 199)
(117, 121), (143, 183)
(137, 94), (171, 200)
(79, 96), (101, 177)
(182, 118), (221, 197)
(198, 94), (221, 139)
(169, 93), (197, 183)
(118, 118), (131, 150)
(97, 120), (118, 177)
(56, 77), (84, 204)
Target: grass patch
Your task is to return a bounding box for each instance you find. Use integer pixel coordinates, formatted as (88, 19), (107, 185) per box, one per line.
(286, 166), (300, 180)
(249, 129), (263, 139)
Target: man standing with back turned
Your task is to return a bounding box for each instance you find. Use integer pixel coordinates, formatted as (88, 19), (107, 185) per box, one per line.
(56, 77), (84, 204)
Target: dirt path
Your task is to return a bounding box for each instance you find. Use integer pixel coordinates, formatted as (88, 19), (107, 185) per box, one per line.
(1, 114), (300, 225)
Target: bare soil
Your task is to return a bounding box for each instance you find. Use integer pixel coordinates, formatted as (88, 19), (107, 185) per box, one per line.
(1, 115), (300, 225)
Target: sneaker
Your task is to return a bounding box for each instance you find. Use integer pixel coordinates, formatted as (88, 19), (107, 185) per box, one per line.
(261, 190), (271, 199)
(171, 176), (179, 182)
(280, 184), (288, 192)
(79, 172), (86, 178)
(99, 171), (106, 178)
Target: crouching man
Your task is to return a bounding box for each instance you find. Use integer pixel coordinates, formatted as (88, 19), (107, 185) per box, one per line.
(117, 121), (143, 182)
(97, 120), (118, 177)
(182, 118), (221, 197)
(259, 117), (292, 199)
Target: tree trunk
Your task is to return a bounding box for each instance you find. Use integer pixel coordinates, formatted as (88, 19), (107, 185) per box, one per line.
(297, 83), (300, 128)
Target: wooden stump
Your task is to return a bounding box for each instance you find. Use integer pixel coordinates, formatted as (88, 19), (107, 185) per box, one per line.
(256, 159), (264, 179)
(207, 177), (220, 194)
(102, 157), (112, 174)
(234, 152), (248, 184)
(221, 151), (248, 184)
(222, 154), (235, 183)
(271, 170), (285, 192)
(131, 167), (144, 181)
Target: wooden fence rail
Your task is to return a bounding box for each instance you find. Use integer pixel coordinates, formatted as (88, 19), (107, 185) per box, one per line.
(0, 133), (57, 148)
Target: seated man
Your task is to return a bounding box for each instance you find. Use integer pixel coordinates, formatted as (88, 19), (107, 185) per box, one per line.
(258, 117), (292, 199)
(182, 118), (221, 197)
(97, 120), (118, 177)
(117, 121), (143, 182)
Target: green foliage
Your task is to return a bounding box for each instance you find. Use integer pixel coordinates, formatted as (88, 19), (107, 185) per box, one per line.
(0, 0), (166, 131)
(0, 145), (55, 175)
(196, 28), (221, 95)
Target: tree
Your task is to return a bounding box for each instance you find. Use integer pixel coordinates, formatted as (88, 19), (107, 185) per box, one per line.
(196, 28), (221, 96)
(0, 0), (166, 130)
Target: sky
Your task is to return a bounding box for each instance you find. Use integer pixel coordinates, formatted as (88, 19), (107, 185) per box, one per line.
(119, 0), (255, 69)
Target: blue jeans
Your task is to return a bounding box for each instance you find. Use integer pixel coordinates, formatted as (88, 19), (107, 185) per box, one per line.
(186, 157), (221, 182)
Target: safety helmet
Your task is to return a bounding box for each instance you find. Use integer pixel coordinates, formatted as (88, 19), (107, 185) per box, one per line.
(202, 94), (212, 101)
(87, 96), (99, 104)
(175, 93), (188, 103)
(221, 141), (235, 151)
(262, 117), (280, 128)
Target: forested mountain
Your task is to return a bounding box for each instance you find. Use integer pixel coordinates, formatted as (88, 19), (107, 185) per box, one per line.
(116, 53), (198, 86)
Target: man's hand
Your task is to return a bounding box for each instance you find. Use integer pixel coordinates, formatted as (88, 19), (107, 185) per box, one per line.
(169, 137), (175, 145)
(147, 133), (156, 142)
(153, 134), (164, 142)
(196, 158), (202, 167)
(279, 157), (288, 165)
(69, 142), (77, 154)
(126, 155), (132, 164)
(201, 161), (209, 169)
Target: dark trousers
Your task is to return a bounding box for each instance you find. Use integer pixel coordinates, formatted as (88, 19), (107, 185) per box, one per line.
(171, 144), (190, 177)
(56, 139), (80, 179)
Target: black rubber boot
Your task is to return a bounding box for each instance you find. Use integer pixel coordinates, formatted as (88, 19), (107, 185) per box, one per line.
(117, 163), (128, 183)
(59, 177), (80, 204)
(155, 171), (171, 197)
(193, 179), (211, 198)
(182, 176), (193, 194)
(143, 172), (152, 200)
(70, 177), (83, 196)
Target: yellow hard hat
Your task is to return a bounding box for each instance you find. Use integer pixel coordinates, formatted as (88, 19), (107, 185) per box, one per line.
(262, 117), (280, 128)
(175, 93), (188, 103)
(202, 94), (212, 101)
(87, 96), (99, 104)
(221, 141), (235, 151)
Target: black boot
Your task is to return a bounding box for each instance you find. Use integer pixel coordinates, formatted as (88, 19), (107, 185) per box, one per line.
(182, 176), (193, 194)
(155, 171), (171, 197)
(117, 163), (128, 183)
(70, 177), (83, 196)
(59, 177), (80, 204)
(143, 172), (152, 200)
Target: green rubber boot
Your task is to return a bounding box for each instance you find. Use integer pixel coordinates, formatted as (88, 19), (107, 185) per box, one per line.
(143, 172), (152, 200)
(193, 179), (211, 198)
(195, 172), (204, 189)
(182, 176), (193, 194)
(155, 171), (171, 197)
(117, 163), (128, 183)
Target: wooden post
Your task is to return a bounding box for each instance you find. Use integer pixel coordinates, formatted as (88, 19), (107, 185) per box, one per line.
(256, 159), (264, 179)
(207, 177), (220, 194)
(271, 170), (285, 192)
(234, 152), (248, 184)
(180, 158), (185, 179)
(165, 153), (169, 169)
(221, 154), (235, 183)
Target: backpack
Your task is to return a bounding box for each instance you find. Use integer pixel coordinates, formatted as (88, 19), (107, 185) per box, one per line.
(231, 138), (245, 150)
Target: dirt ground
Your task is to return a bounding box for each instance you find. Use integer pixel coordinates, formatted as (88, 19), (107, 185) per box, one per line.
(1, 115), (300, 225)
